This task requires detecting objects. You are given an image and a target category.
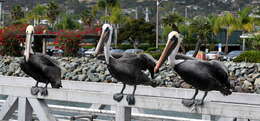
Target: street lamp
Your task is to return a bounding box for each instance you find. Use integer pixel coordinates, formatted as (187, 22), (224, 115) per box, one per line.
(156, 0), (167, 48)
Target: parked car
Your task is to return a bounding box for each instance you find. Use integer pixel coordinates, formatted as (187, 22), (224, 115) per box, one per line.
(111, 49), (124, 54)
(78, 48), (87, 56)
(47, 46), (63, 56)
(84, 48), (96, 56)
(223, 50), (243, 61)
(124, 49), (144, 54)
(185, 50), (195, 57)
(206, 51), (224, 60)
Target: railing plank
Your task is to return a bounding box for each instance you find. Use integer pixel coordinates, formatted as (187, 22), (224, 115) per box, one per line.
(0, 76), (259, 105)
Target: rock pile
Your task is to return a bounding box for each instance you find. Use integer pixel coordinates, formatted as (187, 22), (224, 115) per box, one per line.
(0, 56), (259, 93)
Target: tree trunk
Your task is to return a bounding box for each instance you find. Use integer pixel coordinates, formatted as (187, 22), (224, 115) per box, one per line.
(180, 44), (186, 54)
(224, 32), (229, 54)
(105, 7), (108, 23)
(193, 36), (202, 57)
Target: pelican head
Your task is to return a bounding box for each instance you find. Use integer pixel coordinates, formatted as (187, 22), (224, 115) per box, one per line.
(95, 24), (113, 56)
(24, 25), (35, 62)
(154, 31), (183, 73)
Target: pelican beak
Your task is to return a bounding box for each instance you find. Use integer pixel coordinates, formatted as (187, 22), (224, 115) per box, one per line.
(154, 36), (177, 73)
(95, 29), (109, 56)
(24, 25), (34, 61)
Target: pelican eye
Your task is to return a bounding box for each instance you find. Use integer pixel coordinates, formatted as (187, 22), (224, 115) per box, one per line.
(105, 27), (110, 32)
(171, 36), (178, 41)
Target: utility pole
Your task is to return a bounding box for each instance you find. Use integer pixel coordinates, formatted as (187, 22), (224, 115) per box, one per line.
(0, 0), (4, 27)
(135, 7), (138, 19)
(145, 7), (149, 22)
(156, 0), (168, 48)
(156, 0), (159, 48)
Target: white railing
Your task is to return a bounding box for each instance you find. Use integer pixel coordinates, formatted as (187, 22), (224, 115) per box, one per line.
(0, 76), (259, 121)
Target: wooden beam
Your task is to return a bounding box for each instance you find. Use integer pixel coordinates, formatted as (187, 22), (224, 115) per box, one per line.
(18, 97), (33, 121)
(27, 98), (57, 121)
(0, 76), (259, 106)
(0, 96), (18, 120)
(115, 106), (131, 121)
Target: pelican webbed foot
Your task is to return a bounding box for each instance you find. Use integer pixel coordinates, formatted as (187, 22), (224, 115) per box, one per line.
(126, 94), (135, 105)
(31, 86), (40, 95)
(113, 93), (124, 102)
(182, 99), (195, 107)
(39, 87), (48, 96)
(150, 81), (160, 88)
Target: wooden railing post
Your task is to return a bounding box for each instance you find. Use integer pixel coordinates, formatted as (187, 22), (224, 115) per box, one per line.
(0, 96), (18, 120)
(115, 106), (131, 121)
(42, 30), (47, 54)
(18, 97), (33, 121)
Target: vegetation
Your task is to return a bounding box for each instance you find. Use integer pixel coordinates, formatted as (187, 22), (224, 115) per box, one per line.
(214, 12), (239, 54)
(233, 50), (260, 63)
(80, 9), (93, 27)
(46, 2), (60, 27)
(247, 34), (260, 50)
(1, 1), (259, 57)
(10, 5), (25, 24)
(189, 16), (211, 56)
(0, 24), (27, 56)
(27, 4), (47, 25)
(55, 14), (81, 30)
(56, 31), (82, 57)
(118, 19), (155, 49)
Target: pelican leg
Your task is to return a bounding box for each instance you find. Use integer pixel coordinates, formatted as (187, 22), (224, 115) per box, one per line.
(113, 84), (126, 102)
(195, 91), (208, 106)
(31, 81), (40, 95)
(182, 89), (198, 107)
(126, 85), (136, 105)
(40, 82), (49, 96)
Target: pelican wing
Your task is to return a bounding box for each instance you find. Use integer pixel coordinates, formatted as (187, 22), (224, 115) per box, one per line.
(208, 60), (230, 88)
(116, 53), (156, 79)
(28, 54), (61, 82)
(175, 54), (196, 60)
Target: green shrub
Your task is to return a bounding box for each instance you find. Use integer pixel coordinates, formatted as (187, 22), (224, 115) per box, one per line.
(233, 50), (260, 63)
(145, 51), (162, 60)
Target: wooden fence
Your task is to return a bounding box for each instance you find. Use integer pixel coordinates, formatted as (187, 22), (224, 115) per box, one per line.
(0, 76), (259, 121)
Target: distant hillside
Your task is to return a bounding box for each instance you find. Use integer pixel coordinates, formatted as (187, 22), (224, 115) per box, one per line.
(2, 0), (255, 17)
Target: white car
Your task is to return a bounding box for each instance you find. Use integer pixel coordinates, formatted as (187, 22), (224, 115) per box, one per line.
(206, 51), (224, 60)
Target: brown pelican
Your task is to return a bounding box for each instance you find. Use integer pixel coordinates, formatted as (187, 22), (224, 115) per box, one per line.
(20, 25), (62, 96)
(154, 31), (232, 107)
(95, 24), (158, 105)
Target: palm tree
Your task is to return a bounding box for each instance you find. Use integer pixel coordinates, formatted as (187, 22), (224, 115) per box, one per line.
(110, 7), (126, 46)
(80, 9), (93, 28)
(214, 12), (239, 54)
(27, 4), (47, 25)
(162, 12), (184, 28)
(11, 5), (24, 24)
(237, 7), (255, 33)
(96, 0), (120, 23)
(46, 1), (60, 28)
(189, 16), (211, 57)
